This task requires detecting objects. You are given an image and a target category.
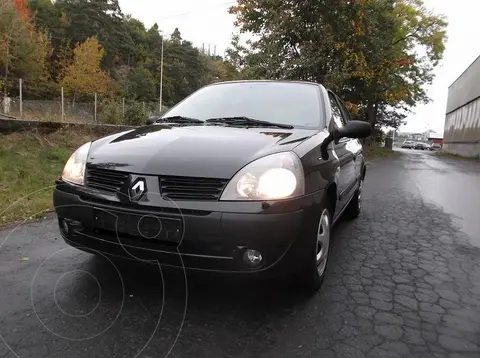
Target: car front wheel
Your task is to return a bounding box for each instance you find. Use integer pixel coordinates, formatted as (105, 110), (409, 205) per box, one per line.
(298, 201), (332, 293)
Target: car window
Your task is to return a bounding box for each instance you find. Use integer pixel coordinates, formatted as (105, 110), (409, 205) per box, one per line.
(335, 96), (352, 123)
(328, 93), (346, 128)
(164, 82), (324, 129)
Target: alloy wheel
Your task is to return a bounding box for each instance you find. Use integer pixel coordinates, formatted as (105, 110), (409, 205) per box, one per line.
(316, 209), (331, 277)
(357, 179), (364, 211)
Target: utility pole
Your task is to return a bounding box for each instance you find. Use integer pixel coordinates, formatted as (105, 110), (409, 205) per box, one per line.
(94, 93), (97, 122)
(19, 79), (23, 118)
(61, 87), (64, 120)
(159, 36), (164, 114)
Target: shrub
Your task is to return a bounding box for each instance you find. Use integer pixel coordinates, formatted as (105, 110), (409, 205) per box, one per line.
(124, 101), (147, 126)
(99, 99), (123, 124)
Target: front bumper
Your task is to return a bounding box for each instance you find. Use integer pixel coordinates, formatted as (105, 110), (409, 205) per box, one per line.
(53, 182), (326, 277)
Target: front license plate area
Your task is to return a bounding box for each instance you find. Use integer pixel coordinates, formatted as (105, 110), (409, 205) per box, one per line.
(93, 209), (183, 244)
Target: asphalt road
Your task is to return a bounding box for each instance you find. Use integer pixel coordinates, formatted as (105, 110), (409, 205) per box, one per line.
(1, 149), (480, 358)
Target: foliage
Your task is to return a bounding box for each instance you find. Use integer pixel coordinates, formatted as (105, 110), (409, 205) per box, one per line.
(124, 101), (147, 126)
(0, 0), (49, 96)
(125, 66), (156, 102)
(12, 0), (29, 21)
(15, 0), (240, 109)
(3, 0), (448, 130)
(60, 36), (111, 102)
(228, 0), (448, 129)
(98, 98), (123, 124)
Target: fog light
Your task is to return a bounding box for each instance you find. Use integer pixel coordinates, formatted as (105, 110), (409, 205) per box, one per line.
(61, 219), (83, 234)
(67, 219), (82, 227)
(243, 249), (263, 267)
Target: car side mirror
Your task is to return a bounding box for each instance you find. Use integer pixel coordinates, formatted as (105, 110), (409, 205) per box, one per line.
(320, 120), (372, 160)
(146, 116), (158, 125)
(335, 120), (372, 140)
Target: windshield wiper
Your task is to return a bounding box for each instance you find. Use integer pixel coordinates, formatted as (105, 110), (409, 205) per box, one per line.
(156, 116), (204, 124)
(205, 116), (294, 129)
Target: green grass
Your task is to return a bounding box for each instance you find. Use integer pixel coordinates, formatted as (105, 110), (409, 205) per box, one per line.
(364, 144), (401, 161)
(0, 129), (99, 226)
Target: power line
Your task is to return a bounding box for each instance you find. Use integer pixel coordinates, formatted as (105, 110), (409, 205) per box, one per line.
(158, 1), (237, 20)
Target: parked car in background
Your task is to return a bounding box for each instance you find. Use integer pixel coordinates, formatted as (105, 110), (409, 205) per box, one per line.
(53, 80), (372, 294)
(428, 143), (442, 151)
(414, 142), (429, 150)
(401, 140), (414, 149)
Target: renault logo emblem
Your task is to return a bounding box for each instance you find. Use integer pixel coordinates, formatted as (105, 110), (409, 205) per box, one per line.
(129, 178), (147, 201)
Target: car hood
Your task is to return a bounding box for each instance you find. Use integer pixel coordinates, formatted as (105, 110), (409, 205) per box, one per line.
(88, 124), (316, 178)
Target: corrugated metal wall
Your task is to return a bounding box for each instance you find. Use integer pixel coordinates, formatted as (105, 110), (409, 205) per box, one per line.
(446, 55), (480, 114)
(444, 97), (480, 142)
(443, 56), (480, 157)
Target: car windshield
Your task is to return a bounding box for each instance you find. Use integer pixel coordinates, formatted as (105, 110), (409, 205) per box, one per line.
(162, 82), (324, 129)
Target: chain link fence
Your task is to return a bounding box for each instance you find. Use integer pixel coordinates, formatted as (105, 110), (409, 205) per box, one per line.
(1, 81), (170, 125)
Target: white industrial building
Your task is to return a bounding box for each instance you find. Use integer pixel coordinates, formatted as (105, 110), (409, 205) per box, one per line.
(443, 55), (480, 158)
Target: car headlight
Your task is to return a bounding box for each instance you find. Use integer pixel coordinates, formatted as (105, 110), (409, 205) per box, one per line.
(61, 142), (91, 185)
(220, 152), (305, 201)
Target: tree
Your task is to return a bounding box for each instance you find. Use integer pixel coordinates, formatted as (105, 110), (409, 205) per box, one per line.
(12, 0), (30, 21)
(0, 0), (49, 97)
(49, 0), (135, 70)
(125, 66), (156, 101)
(162, 29), (217, 105)
(171, 27), (182, 43)
(0, 0), (26, 96)
(14, 28), (51, 97)
(338, 0), (447, 128)
(19, 0), (240, 106)
(228, 0), (447, 129)
(60, 36), (111, 104)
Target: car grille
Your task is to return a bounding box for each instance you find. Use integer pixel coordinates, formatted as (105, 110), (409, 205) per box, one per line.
(160, 176), (228, 201)
(85, 166), (228, 201)
(85, 166), (129, 193)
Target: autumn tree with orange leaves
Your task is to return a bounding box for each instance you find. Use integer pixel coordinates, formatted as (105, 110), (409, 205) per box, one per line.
(0, 0), (49, 97)
(227, 0), (447, 129)
(12, 0), (29, 21)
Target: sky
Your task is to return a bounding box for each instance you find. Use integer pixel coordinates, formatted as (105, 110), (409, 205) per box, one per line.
(119, 0), (480, 134)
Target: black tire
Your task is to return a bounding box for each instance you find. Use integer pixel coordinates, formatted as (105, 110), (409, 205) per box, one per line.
(344, 177), (364, 220)
(298, 199), (333, 294)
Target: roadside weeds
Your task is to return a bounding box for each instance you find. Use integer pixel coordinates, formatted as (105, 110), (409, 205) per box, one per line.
(0, 129), (99, 227)
(364, 145), (402, 164)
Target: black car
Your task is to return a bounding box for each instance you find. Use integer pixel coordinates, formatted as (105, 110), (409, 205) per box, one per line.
(53, 80), (371, 293)
(414, 142), (428, 150)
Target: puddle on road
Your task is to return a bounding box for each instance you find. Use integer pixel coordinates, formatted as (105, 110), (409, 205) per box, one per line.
(403, 153), (480, 248)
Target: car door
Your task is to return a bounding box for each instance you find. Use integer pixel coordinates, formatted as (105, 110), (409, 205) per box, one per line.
(327, 92), (355, 217)
(335, 94), (364, 194)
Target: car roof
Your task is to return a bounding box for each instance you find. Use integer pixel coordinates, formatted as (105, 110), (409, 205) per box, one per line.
(207, 79), (322, 87)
